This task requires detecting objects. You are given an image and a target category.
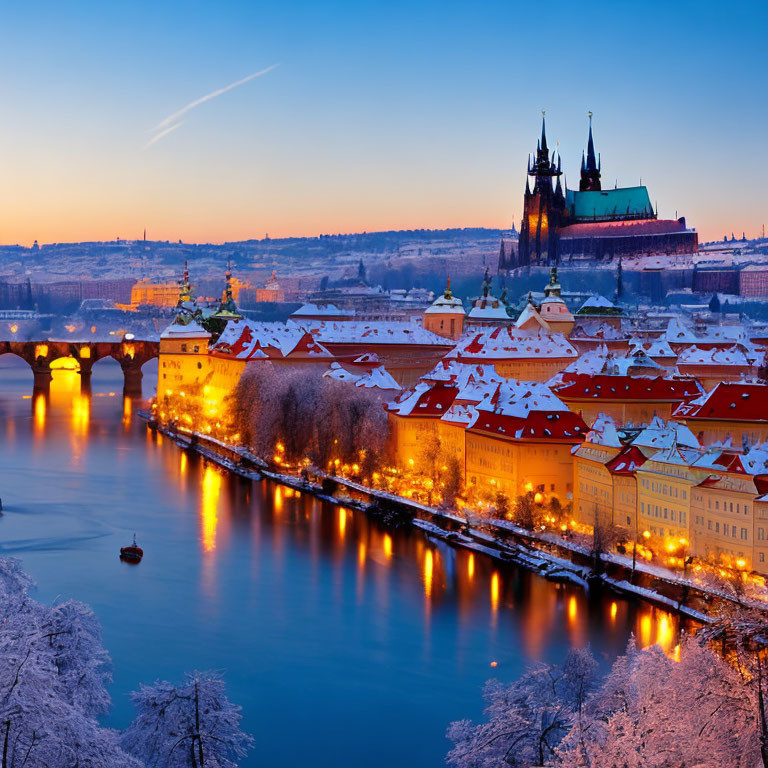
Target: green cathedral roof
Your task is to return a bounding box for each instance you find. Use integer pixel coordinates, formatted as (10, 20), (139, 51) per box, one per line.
(566, 186), (654, 221)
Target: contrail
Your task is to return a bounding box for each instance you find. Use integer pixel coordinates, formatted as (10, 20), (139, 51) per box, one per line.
(144, 63), (278, 148)
(144, 121), (185, 149)
(155, 64), (278, 131)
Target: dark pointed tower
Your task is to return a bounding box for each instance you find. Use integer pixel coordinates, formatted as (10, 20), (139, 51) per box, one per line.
(579, 112), (602, 192)
(518, 111), (566, 267)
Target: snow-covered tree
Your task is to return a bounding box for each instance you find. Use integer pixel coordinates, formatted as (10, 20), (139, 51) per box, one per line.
(446, 647), (598, 768)
(121, 671), (253, 768)
(0, 557), (139, 767)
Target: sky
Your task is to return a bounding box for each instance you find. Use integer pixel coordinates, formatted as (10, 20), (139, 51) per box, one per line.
(0, 0), (765, 246)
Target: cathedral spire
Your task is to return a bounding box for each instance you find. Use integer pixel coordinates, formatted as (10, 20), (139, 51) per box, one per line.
(540, 110), (548, 155)
(579, 111), (602, 191)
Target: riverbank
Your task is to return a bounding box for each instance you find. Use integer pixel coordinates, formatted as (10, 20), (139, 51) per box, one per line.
(144, 416), (768, 625)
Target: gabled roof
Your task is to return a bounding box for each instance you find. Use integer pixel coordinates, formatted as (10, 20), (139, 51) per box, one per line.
(305, 320), (453, 347)
(211, 319), (333, 360)
(386, 382), (458, 417)
(606, 445), (648, 475)
(674, 382), (768, 423)
(465, 379), (587, 443)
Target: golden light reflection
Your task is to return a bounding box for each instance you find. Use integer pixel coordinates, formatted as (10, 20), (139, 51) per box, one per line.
(33, 392), (46, 433)
(490, 572), (500, 613)
(274, 486), (283, 513)
(338, 508), (346, 537)
(201, 465), (221, 553)
(657, 615), (673, 649)
(358, 541), (366, 567)
(640, 614), (652, 647)
(70, 390), (90, 436)
(423, 549), (434, 598)
(467, 553), (475, 581)
(567, 596), (577, 623)
(610, 601), (618, 621)
(122, 396), (132, 430)
(180, 452), (188, 476)
(383, 533), (392, 560)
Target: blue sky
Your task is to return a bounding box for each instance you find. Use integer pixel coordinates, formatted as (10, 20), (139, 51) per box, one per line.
(0, 0), (765, 244)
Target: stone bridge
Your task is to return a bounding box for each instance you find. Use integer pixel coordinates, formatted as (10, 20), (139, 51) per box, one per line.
(0, 336), (159, 396)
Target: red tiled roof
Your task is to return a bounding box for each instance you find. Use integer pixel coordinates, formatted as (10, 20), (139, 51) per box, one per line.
(673, 382), (768, 423)
(558, 218), (688, 238)
(468, 410), (587, 443)
(606, 445), (648, 475)
(553, 373), (700, 402)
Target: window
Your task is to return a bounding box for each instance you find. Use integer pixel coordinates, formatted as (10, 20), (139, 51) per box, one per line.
(724, 524), (729, 536)
(716, 523), (720, 533)
(741, 528), (748, 541)
(708, 520), (712, 530)
(716, 501), (719, 510)
(759, 528), (765, 541)
(193, 345), (200, 353)
(181, 344), (187, 352)
(761, 552), (765, 563)
(197, 362), (202, 369)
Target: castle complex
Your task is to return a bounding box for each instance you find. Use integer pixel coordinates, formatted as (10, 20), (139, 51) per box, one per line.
(500, 114), (699, 270)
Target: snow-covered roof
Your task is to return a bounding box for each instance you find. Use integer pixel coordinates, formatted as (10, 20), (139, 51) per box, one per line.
(424, 292), (465, 315)
(515, 302), (549, 330)
(631, 415), (700, 452)
(211, 319), (333, 360)
(468, 295), (509, 320)
(451, 326), (577, 361)
(585, 413), (624, 448)
(355, 366), (401, 391)
(578, 295), (616, 311)
(677, 345), (751, 366)
(291, 303), (354, 318)
(303, 320), (453, 346)
(160, 320), (211, 340)
(664, 317), (698, 343)
(323, 362), (361, 383)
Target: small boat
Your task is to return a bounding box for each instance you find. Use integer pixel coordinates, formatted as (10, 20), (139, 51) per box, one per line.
(120, 534), (144, 563)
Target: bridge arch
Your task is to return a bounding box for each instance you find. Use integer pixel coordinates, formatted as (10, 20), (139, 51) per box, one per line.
(0, 338), (159, 396)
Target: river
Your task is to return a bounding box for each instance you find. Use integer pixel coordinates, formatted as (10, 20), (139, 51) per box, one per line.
(0, 355), (684, 767)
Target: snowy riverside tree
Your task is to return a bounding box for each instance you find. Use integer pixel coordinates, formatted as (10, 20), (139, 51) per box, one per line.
(0, 558), (253, 768)
(121, 671), (253, 768)
(448, 636), (764, 768)
(0, 558), (140, 767)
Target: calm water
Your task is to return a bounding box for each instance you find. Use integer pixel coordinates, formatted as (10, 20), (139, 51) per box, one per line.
(0, 356), (682, 767)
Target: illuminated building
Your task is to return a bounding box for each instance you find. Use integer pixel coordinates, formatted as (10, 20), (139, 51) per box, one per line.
(131, 278), (183, 307)
(463, 379), (587, 499)
(255, 271), (284, 302)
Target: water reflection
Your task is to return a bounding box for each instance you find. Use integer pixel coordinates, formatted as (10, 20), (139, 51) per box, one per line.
(0, 354), (697, 768)
(200, 465), (222, 554)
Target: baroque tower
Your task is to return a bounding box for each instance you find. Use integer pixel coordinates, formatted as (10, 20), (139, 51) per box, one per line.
(518, 112), (566, 267)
